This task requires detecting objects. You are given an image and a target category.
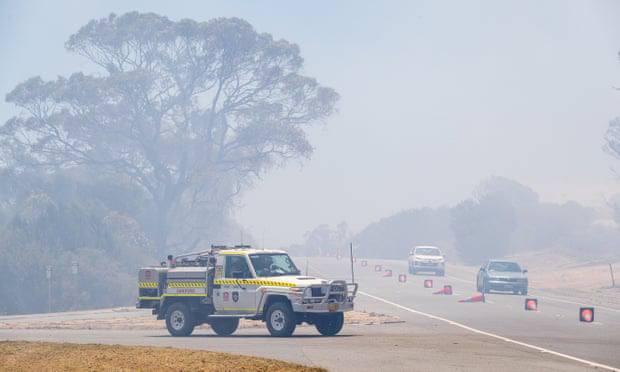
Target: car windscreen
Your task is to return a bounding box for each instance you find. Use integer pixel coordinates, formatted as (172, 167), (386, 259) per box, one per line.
(415, 247), (440, 256)
(249, 254), (300, 277)
(488, 262), (521, 272)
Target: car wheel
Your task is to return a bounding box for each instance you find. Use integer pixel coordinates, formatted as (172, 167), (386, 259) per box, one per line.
(521, 288), (528, 295)
(476, 279), (482, 292)
(315, 312), (344, 336)
(266, 301), (296, 337)
(165, 303), (195, 337)
(210, 318), (239, 336)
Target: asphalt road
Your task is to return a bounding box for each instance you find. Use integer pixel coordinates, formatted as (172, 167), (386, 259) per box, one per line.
(312, 257), (620, 370)
(1, 257), (619, 371)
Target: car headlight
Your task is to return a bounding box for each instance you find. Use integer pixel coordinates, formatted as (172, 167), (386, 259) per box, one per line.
(303, 287), (313, 298)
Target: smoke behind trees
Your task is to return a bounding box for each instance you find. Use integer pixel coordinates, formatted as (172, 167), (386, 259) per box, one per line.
(294, 177), (620, 264)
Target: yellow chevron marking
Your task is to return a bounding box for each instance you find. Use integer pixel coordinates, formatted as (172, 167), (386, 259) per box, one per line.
(167, 282), (206, 288)
(163, 293), (207, 297)
(139, 282), (158, 288)
(213, 279), (296, 287)
(138, 296), (161, 300)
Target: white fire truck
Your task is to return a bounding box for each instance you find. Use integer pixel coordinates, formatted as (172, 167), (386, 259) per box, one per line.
(137, 245), (358, 337)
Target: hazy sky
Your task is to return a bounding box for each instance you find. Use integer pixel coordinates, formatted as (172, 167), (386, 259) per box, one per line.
(2, 1), (620, 247)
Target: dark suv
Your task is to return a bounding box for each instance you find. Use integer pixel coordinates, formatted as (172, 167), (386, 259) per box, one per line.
(476, 260), (528, 295)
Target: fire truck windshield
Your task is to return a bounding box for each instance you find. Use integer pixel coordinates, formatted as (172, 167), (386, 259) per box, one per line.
(249, 254), (300, 277)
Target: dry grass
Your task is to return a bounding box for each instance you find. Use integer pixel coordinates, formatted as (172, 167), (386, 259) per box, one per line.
(0, 341), (326, 371)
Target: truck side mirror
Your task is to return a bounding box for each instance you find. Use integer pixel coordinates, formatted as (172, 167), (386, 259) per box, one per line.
(523, 269), (528, 274)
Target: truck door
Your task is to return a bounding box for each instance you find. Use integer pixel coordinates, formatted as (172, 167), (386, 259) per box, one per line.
(213, 255), (257, 315)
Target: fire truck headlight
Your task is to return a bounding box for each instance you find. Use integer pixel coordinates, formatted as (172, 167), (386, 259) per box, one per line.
(303, 287), (313, 298)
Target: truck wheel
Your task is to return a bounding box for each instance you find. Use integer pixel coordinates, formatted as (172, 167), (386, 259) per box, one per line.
(315, 312), (344, 336)
(165, 303), (195, 337)
(266, 302), (296, 337)
(210, 318), (239, 336)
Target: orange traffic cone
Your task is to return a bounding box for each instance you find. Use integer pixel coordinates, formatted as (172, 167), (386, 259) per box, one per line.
(458, 293), (485, 303)
(433, 285), (452, 295)
(383, 269), (393, 277)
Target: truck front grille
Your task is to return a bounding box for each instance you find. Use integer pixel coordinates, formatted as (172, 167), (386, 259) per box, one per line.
(330, 284), (345, 292)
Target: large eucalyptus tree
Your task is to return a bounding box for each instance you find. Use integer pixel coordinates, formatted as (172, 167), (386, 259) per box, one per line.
(1, 12), (339, 253)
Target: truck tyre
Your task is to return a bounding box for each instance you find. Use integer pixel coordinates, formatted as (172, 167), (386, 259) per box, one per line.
(210, 318), (239, 336)
(165, 303), (195, 337)
(315, 312), (344, 336)
(266, 301), (296, 337)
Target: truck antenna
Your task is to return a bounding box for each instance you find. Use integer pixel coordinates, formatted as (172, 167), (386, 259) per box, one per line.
(350, 242), (355, 284)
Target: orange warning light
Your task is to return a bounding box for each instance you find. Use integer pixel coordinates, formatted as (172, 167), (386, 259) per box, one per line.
(398, 274), (406, 282)
(580, 307), (594, 323)
(361, 260), (368, 267)
(424, 279), (433, 288)
(375, 264), (382, 272)
(443, 285), (452, 295)
(525, 298), (538, 311)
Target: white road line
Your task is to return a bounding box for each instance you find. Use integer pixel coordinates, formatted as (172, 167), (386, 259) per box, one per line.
(445, 274), (472, 284)
(532, 294), (620, 314)
(358, 290), (619, 372)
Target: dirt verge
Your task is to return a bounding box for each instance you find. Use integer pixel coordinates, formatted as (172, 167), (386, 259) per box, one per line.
(0, 309), (401, 331)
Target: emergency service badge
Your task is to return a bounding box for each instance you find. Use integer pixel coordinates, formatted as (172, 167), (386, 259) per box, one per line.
(232, 291), (239, 302)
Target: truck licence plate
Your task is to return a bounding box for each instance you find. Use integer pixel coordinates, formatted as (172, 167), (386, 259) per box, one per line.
(328, 303), (339, 312)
